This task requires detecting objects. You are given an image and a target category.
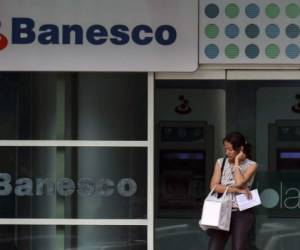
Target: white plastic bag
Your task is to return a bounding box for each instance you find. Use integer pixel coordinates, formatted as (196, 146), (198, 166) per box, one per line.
(199, 186), (232, 231)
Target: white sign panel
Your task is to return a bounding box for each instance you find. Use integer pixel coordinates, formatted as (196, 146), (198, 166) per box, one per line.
(0, 0), (198, 71)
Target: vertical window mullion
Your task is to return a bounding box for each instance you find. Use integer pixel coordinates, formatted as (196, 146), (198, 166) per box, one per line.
(147, 73), (154, 250)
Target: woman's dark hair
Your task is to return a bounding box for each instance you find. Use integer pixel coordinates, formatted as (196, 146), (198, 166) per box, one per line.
(223, 131), (252, 159)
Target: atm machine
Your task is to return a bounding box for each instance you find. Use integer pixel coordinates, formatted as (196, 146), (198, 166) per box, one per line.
(269, 120), (300, 171)
(156, 121), (214, 218)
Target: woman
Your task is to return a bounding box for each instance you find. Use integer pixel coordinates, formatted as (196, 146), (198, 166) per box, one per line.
(208, 132), (257, 250)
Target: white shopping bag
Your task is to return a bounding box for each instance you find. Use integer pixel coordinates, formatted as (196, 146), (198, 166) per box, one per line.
(199, 186), (232, 231)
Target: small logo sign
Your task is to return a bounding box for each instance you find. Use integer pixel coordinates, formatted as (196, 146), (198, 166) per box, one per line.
(175, 95), (192, 114)
(291, 94), (300, 113)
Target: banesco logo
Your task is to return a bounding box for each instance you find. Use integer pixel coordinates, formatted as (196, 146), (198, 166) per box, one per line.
(8, 17), (177, 47)
(0, 173), (138, 198)
(0, 21), (8, 50)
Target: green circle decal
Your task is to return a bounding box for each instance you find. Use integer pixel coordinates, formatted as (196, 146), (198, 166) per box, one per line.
(225, 3), (240, 18)
(266, 44), (280, 58)
(266, 4), (280, 18)
(205, 24), (219, 38)
(286, 4), (300, 18)
(225, 44), (239, 58)
(260, 189), (280, 208)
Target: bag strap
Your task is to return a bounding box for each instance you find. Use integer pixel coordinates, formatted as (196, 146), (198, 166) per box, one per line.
(220, 156), (227, 178)
(211, 157), (228, 198)
(220, 186), (229, 200)
(207, 186), (216, 198)
(216, 157), (227, 198)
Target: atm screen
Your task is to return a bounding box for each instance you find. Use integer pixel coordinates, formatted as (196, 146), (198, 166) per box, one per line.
(277, 150), (300, 170)
(279, 152), (300, 159)
(161, 127), (204, 142)
(158, 150), (206, 216)
(162, 151), (204, 161)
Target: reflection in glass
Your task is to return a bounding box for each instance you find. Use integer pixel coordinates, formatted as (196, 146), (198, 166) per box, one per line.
(155, 220), (208, 250)
(255, 216), (300, 250)
(158, 150), (206, 217)
(0, 147), (147, 219)
(277, 149), (300, 171)
(0, 72), (147, 140)
(0, 225), (146, 250)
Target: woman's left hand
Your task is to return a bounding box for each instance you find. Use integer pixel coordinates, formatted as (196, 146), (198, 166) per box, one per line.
(235, 150), (246, 164)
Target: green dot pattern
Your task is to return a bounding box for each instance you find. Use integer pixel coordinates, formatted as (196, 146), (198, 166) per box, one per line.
(265, 4), (280, 19)
(201, 1), (300, 62)
(205, 24), (219, 38)
(286, 4), (300, 18)
(265, 44), (280, 58)
(225, 44), (239, 58)
(225, 3), (240, 18)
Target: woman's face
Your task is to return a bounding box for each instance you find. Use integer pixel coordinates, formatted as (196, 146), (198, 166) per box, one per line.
(224, 140), (238, 162)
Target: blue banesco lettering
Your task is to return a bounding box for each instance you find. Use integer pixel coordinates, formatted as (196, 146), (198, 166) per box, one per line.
(132, 25), (153, 45)
(62, 24), (83, 44)
(38, 24), (59, 44)
(86, 25), (108, 45)
(155, 25), (177, 45)
(110, 25), (130, 45)
(11, 18), (177, 46)
(12, 17), (35, 44)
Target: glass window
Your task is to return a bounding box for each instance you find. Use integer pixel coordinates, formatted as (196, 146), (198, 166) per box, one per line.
(155, 80), (300, 250)
(0, 72), (147, 140)
(0, 147), (147, 219)
(0, 225), (147, 250)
